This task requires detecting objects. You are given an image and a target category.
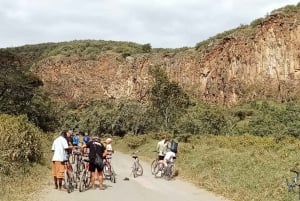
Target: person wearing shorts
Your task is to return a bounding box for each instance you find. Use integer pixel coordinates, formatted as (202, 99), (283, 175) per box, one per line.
(51, 131), (69, 190)
(82, 136), (107, 190)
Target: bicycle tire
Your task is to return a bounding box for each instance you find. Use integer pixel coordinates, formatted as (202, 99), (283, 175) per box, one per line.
(151, 159), (158, 175)
(79, 172), (86, 192)
(110, 171), (116, 183)
(78, 172), (85, 192)
(103, 163), (111, 178)
(64, 170), (72, 193)
(132, 162), (137, 178)
(136, 163), (143, 176)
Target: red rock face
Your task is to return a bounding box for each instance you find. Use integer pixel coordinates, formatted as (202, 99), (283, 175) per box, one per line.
(32, 11), (300, 105)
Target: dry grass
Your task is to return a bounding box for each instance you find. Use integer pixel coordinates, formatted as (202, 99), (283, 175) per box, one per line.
(114, 134), (300, 201)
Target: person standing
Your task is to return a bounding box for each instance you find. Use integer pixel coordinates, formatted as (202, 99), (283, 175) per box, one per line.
(157, 135), (168, 161)
(51, 131), (69, 190)
(83, 132), (90, 144)
(72, 132), (80, 146)
(81, 136), (107, 190)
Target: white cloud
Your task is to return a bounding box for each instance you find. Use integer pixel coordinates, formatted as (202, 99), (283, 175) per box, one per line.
(0, 0), (299, 48)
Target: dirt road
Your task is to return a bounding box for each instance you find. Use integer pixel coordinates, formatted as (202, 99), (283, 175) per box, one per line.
(38, 151), (228, 201)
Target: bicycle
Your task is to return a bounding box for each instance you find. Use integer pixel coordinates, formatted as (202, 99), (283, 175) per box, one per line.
(286, 169), (300, 200)
(79, 158), (91, 192)
(154, 156), (176, 180)
(103, 156), (116, 183)
(73, 146), (85, 187)
(150, 152), (160, 175)
(131, 151), (143, 178)
(63, 159), (76, 193)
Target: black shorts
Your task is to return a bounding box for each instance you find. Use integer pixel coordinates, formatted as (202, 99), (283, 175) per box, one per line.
(89, 161), (104, 172)
(158, 155), (164, 160)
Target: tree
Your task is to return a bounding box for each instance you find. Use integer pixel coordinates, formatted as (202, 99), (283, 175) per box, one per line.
(149, 66), (190, 131)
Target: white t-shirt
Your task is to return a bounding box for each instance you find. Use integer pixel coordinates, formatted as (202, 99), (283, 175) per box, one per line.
(164, 151), (176, 162)
(157, 140), (167, 156)
(51, 136), (69, 162)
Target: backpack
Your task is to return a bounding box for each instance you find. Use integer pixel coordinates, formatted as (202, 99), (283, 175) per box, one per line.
(169, 140), (178, 153)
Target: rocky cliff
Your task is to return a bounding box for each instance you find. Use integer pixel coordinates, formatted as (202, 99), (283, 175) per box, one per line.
(27, 5), (300, 105)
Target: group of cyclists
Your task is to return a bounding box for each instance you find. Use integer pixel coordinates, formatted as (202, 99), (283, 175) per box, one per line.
(51, 130), (176, 191)
(51, 130), (113, 191)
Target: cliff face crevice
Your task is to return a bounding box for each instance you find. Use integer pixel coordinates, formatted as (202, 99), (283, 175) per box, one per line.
(32, 10), (300, 105)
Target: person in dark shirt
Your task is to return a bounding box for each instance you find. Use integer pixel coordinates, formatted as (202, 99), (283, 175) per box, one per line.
(81, 136), (107, 190)
(64, 130), (74, 156)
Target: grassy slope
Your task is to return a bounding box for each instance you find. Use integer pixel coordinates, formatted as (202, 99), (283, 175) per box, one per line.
(114, 134), (300, 201)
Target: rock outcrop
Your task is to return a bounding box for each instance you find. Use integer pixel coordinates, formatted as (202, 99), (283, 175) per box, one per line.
(28, 6), (300, 105)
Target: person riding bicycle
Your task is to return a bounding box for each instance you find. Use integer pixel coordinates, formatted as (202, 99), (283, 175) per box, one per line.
(81, 136), (107, 190)
(51, 130), (71, 190)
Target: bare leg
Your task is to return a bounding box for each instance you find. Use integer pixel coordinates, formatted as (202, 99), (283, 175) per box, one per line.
(98, 171), (104, 189)
(54, 177), (58, 189)
(90, 172), (95, 189)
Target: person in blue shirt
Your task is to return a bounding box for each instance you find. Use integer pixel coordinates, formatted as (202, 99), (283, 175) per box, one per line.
(72, 132), (80, 146)
(83, 132), (90, 144)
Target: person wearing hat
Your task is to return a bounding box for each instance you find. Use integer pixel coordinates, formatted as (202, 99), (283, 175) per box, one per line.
(81, 136), (107, 190)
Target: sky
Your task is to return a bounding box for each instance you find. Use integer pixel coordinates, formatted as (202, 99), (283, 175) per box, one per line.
(0, 0), (299, 49)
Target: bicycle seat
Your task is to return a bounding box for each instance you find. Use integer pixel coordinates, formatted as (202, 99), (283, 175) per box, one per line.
(83, 158), (90, 162)
(132, 155), (138, 159)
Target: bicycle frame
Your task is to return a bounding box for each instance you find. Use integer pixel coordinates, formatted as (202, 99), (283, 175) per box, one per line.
(131, 151), (143, 178)
(79, 158), (91, 192)
(64, 160), (75, 193)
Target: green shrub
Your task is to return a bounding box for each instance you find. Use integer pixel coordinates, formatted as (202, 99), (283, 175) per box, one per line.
(0, 114), (43, 174)
(123, 133), (147, 149)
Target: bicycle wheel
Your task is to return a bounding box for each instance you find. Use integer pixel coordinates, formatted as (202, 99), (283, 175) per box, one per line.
(132, 162), (137, 178)
(136, 163), (143, 176)
(110, 170), (116, 183)
(164, 164), (175, 180)
(71, 154), (75, 164)
(151, 159), (158, 175)
(79, 171), (86, 192)
(103, 163), (111, 178)
(154, 163), (164, 178)
(64, 170), (72, 193)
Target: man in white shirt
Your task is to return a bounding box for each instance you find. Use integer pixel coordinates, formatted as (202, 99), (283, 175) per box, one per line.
(51, 131), (69, 190)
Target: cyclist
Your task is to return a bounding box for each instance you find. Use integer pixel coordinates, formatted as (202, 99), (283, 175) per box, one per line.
(51, 130), (70, 190)
(105, 138), (113, 160)
(163, 150), (176, 167)
(157, 135), (168, 161)
(72, 132), (80, 146)
(81, 136), (107, 190)
(83, 132), (90, 144)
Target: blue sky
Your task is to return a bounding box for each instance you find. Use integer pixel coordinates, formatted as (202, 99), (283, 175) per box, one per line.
(0, 0), (299, 48)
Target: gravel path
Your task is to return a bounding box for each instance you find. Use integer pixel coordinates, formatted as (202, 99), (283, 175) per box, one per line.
(37, 151), (228, 201)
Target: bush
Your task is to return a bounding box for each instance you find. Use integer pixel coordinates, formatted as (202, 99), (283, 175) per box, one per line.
(123, 133), (147, 149)
(0, 114), (43, 174)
